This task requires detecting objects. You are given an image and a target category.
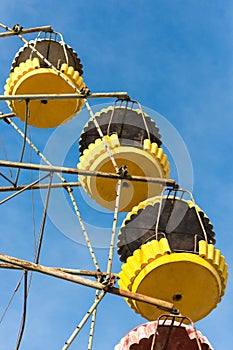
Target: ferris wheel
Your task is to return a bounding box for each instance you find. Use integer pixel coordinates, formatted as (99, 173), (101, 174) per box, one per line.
(0, 23), (228, 349)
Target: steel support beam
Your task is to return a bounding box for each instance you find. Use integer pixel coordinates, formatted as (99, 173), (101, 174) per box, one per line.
(0, 253), (178, 314)
(0, 92), (129, 101)
(0, 25), (53, 38)
(0, 160), (177, 187)
(0, 182), (81, 192)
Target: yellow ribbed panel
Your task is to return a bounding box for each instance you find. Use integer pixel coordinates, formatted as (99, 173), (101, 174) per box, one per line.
(118, 239), (228, 322)
(198, 240), (228, 297)
(118, 239), (171, 309)
(78, 138), (170, 212)
(4, 59), (85, 128)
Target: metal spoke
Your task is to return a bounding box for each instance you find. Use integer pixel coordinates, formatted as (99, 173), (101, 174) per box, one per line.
(34, 173), (53, 264)
(62, 291), (105, 350)
(15, 270), (28, 350)
(87, 290), (100, 350)
(107, 179), (122, 275)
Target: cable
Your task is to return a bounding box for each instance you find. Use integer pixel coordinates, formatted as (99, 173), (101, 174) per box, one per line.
(35, 173), (53, 264)
(15, 270), (28, 350)
(0, 274), (24, 324)
(0, 136), (13, 181)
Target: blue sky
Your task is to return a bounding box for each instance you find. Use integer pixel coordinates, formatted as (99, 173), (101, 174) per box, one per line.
(0, 1), (232, 349)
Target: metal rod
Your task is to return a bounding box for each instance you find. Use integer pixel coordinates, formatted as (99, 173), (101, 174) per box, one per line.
(4, 118), (54, 168)
(15, 270), (28, 350)
(0, 25), (53, 38)
(0, 181), (81, 192)
(107, 287), (178, 314)
(65, 186), (101, 272)
(155, 187), (167, 240)
(0, 254), (177, 313)
(0, 172), (15, 186)
(88, 309), (97, 350)
(56, 269), (118, 279)
(0, 137), (14, 181)
(0, 274), (24, 325)
(0, 262), (118, 279)
(0, 263), (22, 270)
(135, 99), (151, 140)
(61, 291), (105, 350)
(0, 92), (129, 101)
(87, 290), (99, 350)
(0, 253), (105, 288)
(0, 160), (177, 186)
(0, 173), (50, 205)
(0, 113), (15, 120)
(161, 316), (174, 350)
(35, 173), (53, 264)
(107, 179), (122, 275)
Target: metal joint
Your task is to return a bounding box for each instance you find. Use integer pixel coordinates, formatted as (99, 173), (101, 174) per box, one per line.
(12, 24), (23, 33)
(117, 165), (128, 178)
(102, 275), (117, 289)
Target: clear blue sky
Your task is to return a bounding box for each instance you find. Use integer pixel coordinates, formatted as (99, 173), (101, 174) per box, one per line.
(0, 1), (232, 349)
